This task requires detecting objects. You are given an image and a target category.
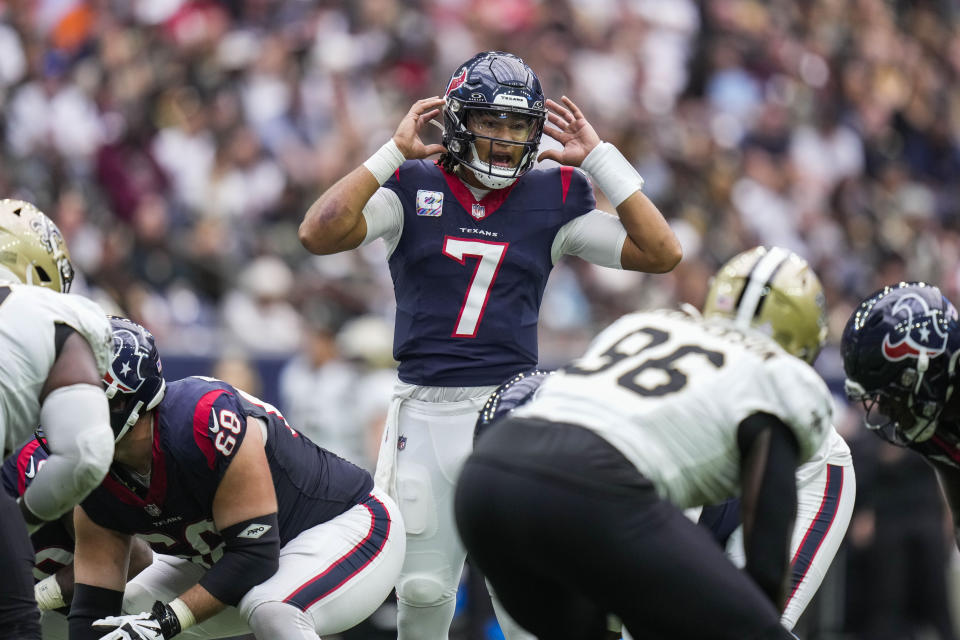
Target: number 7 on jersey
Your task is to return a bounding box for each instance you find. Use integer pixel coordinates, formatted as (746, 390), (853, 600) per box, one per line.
(442, 236), (509, 338)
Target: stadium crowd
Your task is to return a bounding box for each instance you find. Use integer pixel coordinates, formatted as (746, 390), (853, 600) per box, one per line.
(3, 0), (960, 637)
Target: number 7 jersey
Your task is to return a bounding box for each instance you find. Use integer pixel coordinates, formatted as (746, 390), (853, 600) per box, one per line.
(512, 309), (833, 509)
(382, 160), (596, 386)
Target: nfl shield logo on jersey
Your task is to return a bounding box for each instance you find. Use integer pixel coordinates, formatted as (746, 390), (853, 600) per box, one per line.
(471, 203), (486, 220)
(416, 190), (443, 217)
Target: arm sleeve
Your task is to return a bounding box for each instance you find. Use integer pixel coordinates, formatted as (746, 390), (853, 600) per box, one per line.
(551, 209), (627, 268)
(22, 384), (114, 522)
(737, 411), (800, 609)
(361, 187), (403, 254)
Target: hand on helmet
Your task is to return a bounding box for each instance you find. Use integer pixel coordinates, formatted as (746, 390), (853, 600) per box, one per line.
(537, 96), (602, 167)
(393, 97), (447, 160)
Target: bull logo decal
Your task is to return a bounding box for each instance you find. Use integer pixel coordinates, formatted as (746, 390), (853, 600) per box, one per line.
(881, 293), (949, 361)
(104, 328), (152, 393)
(446, 68), (467, 95)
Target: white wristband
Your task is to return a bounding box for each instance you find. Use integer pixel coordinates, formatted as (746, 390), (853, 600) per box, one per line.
(580, 142), (644, 208)
(363, 139), (406, 185)
(168, 597), (197, 631)
(35, 574), (66, 611)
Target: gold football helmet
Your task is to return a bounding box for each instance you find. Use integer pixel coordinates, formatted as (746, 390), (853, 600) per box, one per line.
(0, 199), (74, 293)
(703, 246), (827, 364)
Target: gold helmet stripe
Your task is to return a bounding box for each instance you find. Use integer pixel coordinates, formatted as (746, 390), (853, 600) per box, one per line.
(734, 246), (791, 327)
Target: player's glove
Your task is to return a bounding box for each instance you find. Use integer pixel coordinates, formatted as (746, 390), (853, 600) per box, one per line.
(92, 601), (182, 640)
(34, 574), (66, 611)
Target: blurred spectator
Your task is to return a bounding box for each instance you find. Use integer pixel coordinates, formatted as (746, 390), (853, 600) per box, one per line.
(211, 352), (263, 398)
(337, 313), (399, 471)
(277, 302), (364, 463)
(222, 255), (302, 354)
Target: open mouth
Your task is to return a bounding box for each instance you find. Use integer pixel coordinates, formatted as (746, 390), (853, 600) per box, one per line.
(489, 152), (514, 168)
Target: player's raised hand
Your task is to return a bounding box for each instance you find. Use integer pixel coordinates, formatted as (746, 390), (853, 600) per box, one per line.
(393, 97), (447, 159)
(537, 96), (602, 167)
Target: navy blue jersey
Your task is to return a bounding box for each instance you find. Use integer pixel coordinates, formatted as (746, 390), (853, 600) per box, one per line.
(80, 377), (373, 568)
(1, 439), (75, 580)
(384, 161), (596, 386)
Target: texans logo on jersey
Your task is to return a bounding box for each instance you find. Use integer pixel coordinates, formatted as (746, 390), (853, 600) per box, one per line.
(881, 292), (956, 361)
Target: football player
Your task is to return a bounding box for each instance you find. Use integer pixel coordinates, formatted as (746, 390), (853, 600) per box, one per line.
(842, 282), (960, 551)
(0, 199), (115, 640)
(0, 436), (154, 640)
(67, 317), (405, 640)
(454, 247), (836, 639)
(474, 247), (856, 633)
(298, 50), (681, 640)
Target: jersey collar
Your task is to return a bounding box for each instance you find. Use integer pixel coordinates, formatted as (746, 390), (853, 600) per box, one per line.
(104, 413), (168, 511)
(440, 165), (518, 221)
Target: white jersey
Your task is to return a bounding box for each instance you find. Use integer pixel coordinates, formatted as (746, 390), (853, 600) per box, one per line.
(797, 423), (851, 487)
(0, 284), (112, 455)
(513, 309), (832, 509)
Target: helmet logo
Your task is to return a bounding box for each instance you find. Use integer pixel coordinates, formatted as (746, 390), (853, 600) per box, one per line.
(29, 215), (73, 291)
(881, 293), (949, 361)
(446, 68), (467, 95)
(107, 328), (152, 392)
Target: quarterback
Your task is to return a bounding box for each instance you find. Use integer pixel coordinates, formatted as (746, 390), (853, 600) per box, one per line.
(0, 199), (114, 640)
(299, 50), (680, 640)
(456, 247), (840, 639)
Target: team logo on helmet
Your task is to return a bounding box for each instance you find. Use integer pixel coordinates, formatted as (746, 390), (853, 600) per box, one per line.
(29, 214), (73, 289)
(105, 327), (158, 393)
(446, 68), (467, 96)
(881, 293), (951, 361)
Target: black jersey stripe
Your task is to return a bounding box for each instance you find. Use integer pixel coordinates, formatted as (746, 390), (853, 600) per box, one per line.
(734, 248), (790, 322)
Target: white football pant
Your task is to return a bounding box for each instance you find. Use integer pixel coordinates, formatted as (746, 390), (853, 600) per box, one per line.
(375, 382), (534, 640)
(123, 489), (404, 638)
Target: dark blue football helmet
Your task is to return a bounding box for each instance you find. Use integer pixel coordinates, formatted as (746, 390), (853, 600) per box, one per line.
(102, 316), (166, 441)
(441, 51), (546, 189)
(475, 369), (552, 443)
(841, 282), (960, 445)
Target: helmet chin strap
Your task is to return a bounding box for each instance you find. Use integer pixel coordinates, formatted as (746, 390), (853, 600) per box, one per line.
(914, 351), (930, 394)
